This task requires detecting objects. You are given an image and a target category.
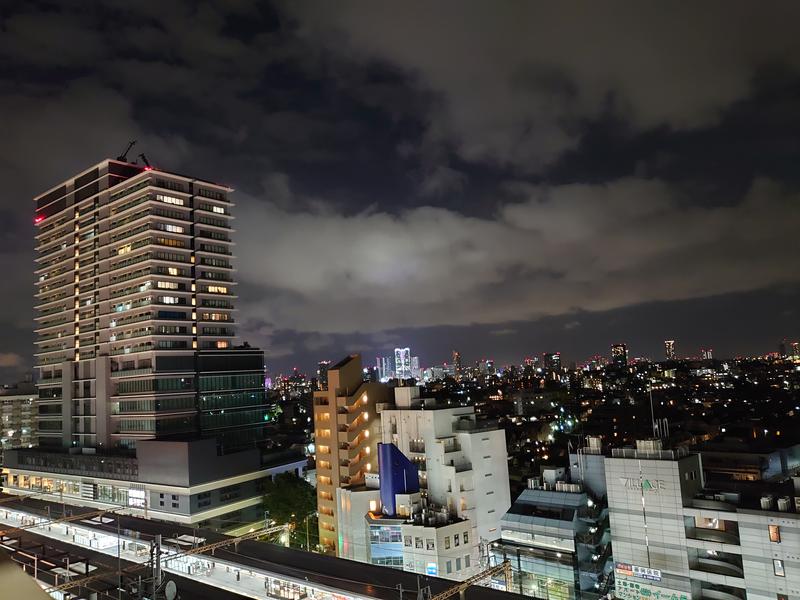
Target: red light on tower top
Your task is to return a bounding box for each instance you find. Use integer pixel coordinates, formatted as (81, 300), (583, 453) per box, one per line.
(34, 215), (44, 224)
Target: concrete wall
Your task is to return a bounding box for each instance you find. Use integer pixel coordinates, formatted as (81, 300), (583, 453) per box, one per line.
(136, 437), (261, 486)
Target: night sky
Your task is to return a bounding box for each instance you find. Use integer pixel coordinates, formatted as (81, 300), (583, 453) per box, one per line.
(2, 2), (800, 379)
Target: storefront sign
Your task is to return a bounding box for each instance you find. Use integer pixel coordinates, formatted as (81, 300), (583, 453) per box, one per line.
(619, 477), (666, 493)
(615, 562), (662, 581)
(616, 579), (687, 600)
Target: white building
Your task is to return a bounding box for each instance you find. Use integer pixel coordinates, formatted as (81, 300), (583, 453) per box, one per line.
(381, 386), (511, 544)
(336, 476), (480, 580)
(606, 439), (800, 600)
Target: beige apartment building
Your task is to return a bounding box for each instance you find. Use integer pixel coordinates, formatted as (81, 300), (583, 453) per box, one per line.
(313, 355), (389, 553)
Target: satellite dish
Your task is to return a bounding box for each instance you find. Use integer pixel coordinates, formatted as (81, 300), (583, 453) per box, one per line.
(164, 580), (177, 600)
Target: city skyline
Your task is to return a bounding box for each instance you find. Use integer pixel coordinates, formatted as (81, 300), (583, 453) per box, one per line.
(2, 3), (800, 381)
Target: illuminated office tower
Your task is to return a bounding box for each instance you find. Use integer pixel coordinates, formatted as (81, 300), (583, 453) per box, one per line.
(452, 350), (462, 378)
(664, 340), (676, 360)
(611, 343), (628, 367)
(394, 347), (412, 380)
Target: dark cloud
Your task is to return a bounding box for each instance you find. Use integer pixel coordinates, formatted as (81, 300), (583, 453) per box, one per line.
(1, 1), (799, 380)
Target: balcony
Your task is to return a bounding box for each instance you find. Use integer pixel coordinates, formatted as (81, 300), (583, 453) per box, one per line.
(700, 585), (746, 600)
(690, 559), (744, 579)
(441, 439), (462, 453)
(685, 527), (740, 546)
(688, 549), (744, 579)
(408, 441), (426, 453)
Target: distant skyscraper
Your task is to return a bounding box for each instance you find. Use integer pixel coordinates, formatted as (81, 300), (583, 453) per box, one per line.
(317, 360), (331, 390)
(611, 343), (628, 367)
(452, 350), (462, 378)
(410, 355), (420, 379)
(701, 348), (713, 360)
(543, 352), (561, 372)
(664, 340), (676, 360)
(394, 347), (411, 379)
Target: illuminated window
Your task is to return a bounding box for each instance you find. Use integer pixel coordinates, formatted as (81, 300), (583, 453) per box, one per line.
(207, 285), (228, 294)
(156, 194), (185, 206)
(161, 223), (184, 234)
(157, 281), (178, 289)
(369, 500), (378, 512)
(167, 267), (179, 276)
(212, 205), (225, 214)
(160, 296), (179, 304)
(769, 525), (781, 543)
(117, 244), (132, 255)
(773, 559), (785, 577)
(216, 340), (229, 349)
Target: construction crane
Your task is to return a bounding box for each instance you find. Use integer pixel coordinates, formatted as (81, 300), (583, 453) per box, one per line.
(427, 560), (512, 600)
(46, 522), (289, 593)
(116, 140), (137, 162)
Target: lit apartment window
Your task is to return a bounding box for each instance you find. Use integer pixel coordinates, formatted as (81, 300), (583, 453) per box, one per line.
(156, 194), (185, 206)
(212, 206), (225, 214)
(773, 559), (785, 577)
(160, 296), (180, 304)
(157, 281), (179, 290)
(167, 267), (179, 276)
(161, 224), (184, 234)
(216, 341), (229, 349)
(207, 285), (228, 294)
(769, 525), (781, 543)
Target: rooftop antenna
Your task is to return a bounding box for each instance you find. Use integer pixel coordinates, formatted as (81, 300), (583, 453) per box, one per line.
(138, 153), (152, 169)
(116, 140), (137, 162)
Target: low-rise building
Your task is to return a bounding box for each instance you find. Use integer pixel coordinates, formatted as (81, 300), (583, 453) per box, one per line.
(0, 382), (37, 462)
(2, 437), (305, 529)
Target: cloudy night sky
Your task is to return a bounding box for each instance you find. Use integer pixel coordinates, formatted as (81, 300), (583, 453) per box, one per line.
(2, 1), (800, 380)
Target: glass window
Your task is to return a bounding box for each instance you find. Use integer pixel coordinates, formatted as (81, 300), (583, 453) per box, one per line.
(463, 531), (469, 544)
(426, 539), (435, 550)
(456, 557), (461, 571)
(404, 536), (412, 547)
(415, 537), (423, 549)
(454, 533), (460, 546)
(465, 554), (470, 568)
(773, 559), (785, 577)
(769, 525), (781, 543)
(446, 561), (452, 574)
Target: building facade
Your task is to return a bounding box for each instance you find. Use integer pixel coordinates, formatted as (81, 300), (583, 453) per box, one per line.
(0, 383), (37, 463)
(2, 158), (278, 528)
(313, 355), (390, 553)
(32, 158), (270, 450)
(380, 386), (511, 543)
(395, 347), (412, 380)
(607, 439), (800, 600)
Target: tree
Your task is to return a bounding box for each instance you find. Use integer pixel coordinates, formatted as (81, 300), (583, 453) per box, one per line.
(263, 473), (318, 550)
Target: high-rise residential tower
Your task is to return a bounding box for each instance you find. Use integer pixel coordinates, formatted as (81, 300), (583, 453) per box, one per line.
(1, 158), (306, 527)
(32, 158), (269, 451)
